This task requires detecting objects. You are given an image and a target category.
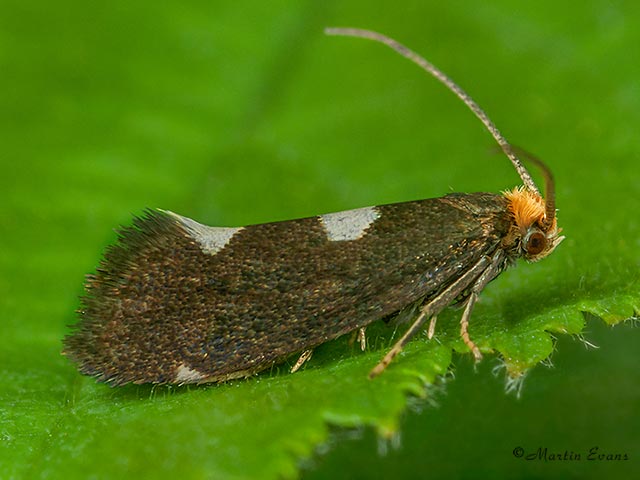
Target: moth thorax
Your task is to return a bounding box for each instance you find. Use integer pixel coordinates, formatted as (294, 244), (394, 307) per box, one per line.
(503, 186), (564, 262)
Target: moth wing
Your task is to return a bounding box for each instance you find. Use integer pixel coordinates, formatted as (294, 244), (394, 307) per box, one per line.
(64, 193), (510, 384)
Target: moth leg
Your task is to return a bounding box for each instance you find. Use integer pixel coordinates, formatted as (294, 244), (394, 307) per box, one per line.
(460, 292), (482, 361)
(427, 315), (438, 339)
(369, 255), (492, 379)
(458, 250), (508, 361)
(291, 349), (313, 373)
(357, 327), (367, 351)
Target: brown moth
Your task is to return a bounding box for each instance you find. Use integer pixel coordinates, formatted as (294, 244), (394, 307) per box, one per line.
(63, 28), (563, 385)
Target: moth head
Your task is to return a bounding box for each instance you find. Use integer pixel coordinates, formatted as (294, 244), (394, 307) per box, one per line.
(503, 186), (564, 262)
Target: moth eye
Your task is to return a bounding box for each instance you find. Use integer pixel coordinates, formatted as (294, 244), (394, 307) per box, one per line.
(525, 230), (547, 256)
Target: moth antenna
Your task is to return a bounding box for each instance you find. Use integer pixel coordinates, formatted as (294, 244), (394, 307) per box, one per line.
(324, 27), (540, 196)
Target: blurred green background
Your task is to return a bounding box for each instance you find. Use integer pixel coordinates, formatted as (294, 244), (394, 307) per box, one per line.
(1, 1), (638, 479)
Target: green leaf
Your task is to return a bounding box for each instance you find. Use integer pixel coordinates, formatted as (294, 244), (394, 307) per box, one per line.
(1, 2), (638, 480)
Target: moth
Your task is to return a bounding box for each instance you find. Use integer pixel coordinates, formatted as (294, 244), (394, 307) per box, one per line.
(64, 28), (564, 386)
